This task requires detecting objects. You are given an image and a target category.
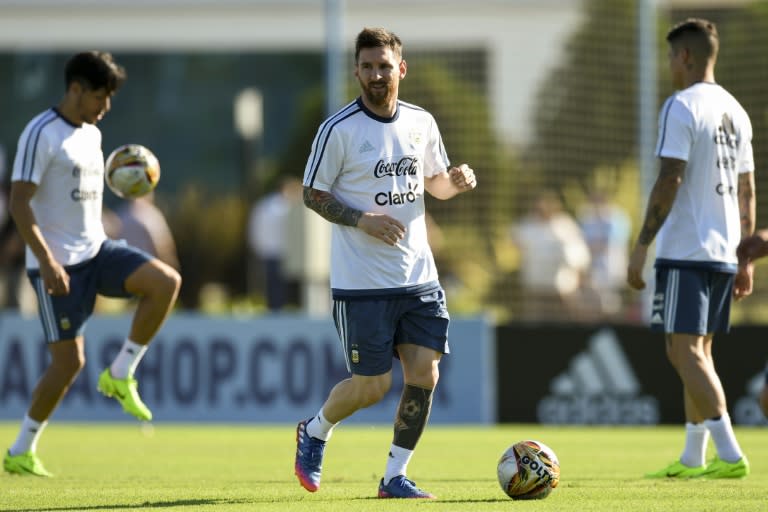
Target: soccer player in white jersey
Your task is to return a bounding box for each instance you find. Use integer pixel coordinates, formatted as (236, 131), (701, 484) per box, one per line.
(627, 19), (754, 479)
(3, 52), (181, 477)
(294, 27), (476, 499)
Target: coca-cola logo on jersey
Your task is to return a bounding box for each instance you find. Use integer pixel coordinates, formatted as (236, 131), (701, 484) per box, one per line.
(373, 157), (419, 178)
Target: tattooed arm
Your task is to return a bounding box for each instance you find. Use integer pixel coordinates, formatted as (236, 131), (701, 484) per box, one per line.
(733, 171), (757, 300)
(303, 186), (406, 246)
(738, 172), (755, 239)
(626, 157), (686, 290)
(303, 186), (362, 227)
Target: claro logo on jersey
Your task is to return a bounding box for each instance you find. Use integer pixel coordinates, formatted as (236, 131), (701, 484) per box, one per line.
(71, 189), (101, 202)
(373, 156), (419, 178)
(376, 182), (421, 206)
(70, 163), (103, 202)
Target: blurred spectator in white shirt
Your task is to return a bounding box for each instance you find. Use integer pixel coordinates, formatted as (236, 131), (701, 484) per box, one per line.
(511, 190), (590, 323)
(578, 190), (631, 321)
(247, 178), (302, 311)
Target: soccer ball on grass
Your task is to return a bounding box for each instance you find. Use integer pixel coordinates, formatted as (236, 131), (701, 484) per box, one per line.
(104, 144), (160, 199)
(497, 440), (560, 500)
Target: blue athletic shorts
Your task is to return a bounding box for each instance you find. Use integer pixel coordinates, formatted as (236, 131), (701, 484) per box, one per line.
(28, 239), (152, 342)
(651, 266), (734, 335)
(331, 288), (450, 376)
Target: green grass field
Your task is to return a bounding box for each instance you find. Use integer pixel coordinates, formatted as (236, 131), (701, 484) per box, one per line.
(1, 422), (765, 511)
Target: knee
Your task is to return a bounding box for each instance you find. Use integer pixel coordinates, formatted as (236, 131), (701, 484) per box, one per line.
(51, 347), (86, 378)
(152, 264), (182, 300)
(356, 376), (391, 407)
(665, 338), (701, 370)
(162, 266), (182, 296)
(407, 361), (440, 389)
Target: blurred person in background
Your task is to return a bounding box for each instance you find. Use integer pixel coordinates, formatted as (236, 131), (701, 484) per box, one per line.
(578, 189), (631, 321)
(736, 230), (768, 419)
(246, 177), (302, 311)
(294, 27), (476, 500)
(110, 192), (180, 271)
(627, 19), (754, 479)
(0, 143), (27, 310)
(511, 189), (590, 323)
(3, 51), (181, 477)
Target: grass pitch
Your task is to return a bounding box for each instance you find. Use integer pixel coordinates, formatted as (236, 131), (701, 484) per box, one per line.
(1, 422), (766, 511)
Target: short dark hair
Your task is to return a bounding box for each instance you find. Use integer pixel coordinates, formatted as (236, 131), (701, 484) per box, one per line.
(666, 18), (719, 60)
(354, 27), (403, 63)
(64, 51), (126, 93)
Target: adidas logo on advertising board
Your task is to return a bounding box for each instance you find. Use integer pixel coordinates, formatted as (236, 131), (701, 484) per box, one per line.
(537, 328), (660, 425)
(733, 366), (768, 425)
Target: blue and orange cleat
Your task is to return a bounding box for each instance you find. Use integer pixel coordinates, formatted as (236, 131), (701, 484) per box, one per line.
(378, 475), (436, 499)
(294, 419), (326, 492)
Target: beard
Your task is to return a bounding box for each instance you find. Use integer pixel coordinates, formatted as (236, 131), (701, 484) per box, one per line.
(359, 79), (394, 108)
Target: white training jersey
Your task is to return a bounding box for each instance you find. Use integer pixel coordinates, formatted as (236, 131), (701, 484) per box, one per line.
(12, 108), (107, 269)
(303, 97), (449, 296)
(654, 82), (754, 269)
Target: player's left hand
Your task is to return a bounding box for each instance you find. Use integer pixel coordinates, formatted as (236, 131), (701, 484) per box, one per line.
(737, 230), (768, 263)
(449, 164), (476, 191)
(733, 261), (753, 301)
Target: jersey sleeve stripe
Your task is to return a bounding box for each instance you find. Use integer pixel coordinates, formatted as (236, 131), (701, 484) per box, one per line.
(398, 100), (426, 112)
(306, 103), (361, 188)
(20, 109), (57, 182)
(655, 96), (676, 157)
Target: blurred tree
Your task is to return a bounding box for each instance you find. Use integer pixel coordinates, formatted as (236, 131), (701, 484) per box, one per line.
(526, 0), (642, 191)
(166, 185), (248, 309)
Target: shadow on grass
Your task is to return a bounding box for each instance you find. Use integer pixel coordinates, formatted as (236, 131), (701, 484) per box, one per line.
(355, 497), (511, 503)
(9, 498), (253, 512)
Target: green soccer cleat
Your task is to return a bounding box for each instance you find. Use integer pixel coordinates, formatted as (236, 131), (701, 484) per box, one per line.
(697, 456), (750, 479)
(644, 460), (706, 479)
(97, 368), (153, 421)
(3, 451), (53, 477)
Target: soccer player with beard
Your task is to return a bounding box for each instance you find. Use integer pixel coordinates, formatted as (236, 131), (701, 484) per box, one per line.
(295, 27), (476, 499)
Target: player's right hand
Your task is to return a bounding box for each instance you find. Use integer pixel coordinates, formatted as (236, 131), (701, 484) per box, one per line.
(40, 259), (70, 296)
(357, 212), (406, 246)
(627, 244), (648, 290)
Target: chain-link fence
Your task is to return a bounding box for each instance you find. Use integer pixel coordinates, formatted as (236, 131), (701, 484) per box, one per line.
(401, 0), (768, 325)
(2, 0), (768, 323)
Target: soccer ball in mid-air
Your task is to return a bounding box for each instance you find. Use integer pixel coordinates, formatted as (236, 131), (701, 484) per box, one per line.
(497, 440), (560, 500)
(104, 144), (161, 199)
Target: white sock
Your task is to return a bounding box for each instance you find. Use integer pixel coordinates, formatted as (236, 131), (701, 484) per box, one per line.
(9, 415), (47, 456)
(704, 413), (743, 463)
(680, 422), (709, 467)
(384, 444), (414, 484)
(110, 339), (148, 379)
(305, 409), (336, 441)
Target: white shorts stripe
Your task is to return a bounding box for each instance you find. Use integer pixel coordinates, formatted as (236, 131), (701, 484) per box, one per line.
(34, 277), (57, 341)
(664, 268), (679, 332)
(334, 300), (351, 372)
